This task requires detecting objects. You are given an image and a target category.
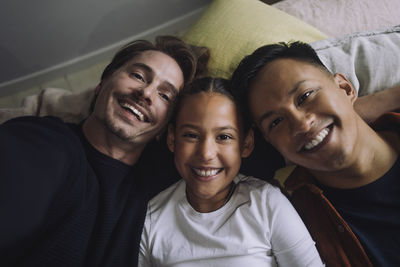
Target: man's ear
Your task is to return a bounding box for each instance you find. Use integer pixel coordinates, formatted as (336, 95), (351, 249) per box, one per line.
(241, 128), (254, 158)
(333, 73), (357, 104)
(167, 124), (175, 153)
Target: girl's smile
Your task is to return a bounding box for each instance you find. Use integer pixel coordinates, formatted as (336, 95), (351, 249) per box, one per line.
(168, 91), (253, 212)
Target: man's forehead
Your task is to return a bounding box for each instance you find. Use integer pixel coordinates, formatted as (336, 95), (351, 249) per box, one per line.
(125, 50), (184, 88)
(251, 59), (326, 90)
(248, 60), (303, 115)
(126, 50), (176, 69)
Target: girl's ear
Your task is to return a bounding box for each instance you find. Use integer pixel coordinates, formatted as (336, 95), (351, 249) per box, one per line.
(333, 73), (357, 104)
(167, 124), (175, 153)
(241, 128), (254, 158)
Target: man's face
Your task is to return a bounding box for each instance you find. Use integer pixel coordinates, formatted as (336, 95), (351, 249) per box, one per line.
(248, 58), (359, 172)
(93, 50), (184, 145)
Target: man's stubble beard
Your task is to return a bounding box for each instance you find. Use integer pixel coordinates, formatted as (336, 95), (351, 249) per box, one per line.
(103, 111), (162, 146)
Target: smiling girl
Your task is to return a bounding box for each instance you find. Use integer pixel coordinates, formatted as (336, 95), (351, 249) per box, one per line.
(139, 77), (323, 266)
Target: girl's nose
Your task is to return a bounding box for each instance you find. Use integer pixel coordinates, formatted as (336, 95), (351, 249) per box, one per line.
(198, 138), (217, 161)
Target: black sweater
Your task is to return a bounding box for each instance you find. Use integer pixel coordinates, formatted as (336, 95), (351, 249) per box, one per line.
(0, 116), (177, 266)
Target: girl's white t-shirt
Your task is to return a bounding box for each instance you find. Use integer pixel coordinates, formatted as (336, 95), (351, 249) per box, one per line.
(139, 174), (324, 267)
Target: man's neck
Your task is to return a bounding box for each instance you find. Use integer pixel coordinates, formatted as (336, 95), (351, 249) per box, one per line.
(311, 124), (399, 189)
(82, 117), (145, 166)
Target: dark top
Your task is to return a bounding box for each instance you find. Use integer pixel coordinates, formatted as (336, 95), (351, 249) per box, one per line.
(322, 156), (400, 267)
(0, 116), (284, 267)
(0, 116), (151, 266)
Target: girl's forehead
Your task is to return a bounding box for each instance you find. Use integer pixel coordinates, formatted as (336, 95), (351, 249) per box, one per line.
(180, 92), (235, 112)
(186, 91), (233, 103)
(176, 92), (242, 129)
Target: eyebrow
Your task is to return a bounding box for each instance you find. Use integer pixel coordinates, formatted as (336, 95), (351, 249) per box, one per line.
(128, 63), (179, 94)
(179, 124), (239, 133)
(256, 80), (306, 126)
(129, 62), (153, 74)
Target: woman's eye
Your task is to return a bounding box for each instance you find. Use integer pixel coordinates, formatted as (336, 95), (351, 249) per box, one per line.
(298, 90), (313, 105)
(270, 117), (283, 129)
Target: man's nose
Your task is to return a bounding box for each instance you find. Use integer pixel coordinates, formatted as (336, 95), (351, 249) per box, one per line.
(198, 138), (217, 161)
(136, 84), (155, 105)
(290, 111), (315, 137)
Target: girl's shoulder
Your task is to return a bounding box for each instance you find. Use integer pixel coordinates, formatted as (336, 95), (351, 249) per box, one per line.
(235, 174), (281, 194)
(148, 179), (185, 211)
(235, 174), (289, 208)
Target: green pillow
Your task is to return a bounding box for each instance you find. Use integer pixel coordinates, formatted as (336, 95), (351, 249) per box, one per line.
(183, 0), (327, 78)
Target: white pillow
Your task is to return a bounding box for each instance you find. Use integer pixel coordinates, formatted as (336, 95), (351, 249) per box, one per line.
(273, 0), (400, 38)
(312, 25), (400, 96)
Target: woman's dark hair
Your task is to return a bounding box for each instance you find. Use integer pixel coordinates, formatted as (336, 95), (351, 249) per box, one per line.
(170, 77), (252, 135)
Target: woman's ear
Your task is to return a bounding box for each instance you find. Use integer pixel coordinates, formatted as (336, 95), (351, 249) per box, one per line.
(167, 124), (175, 153)
(241, 128), (254, 158)
(334, 73), (357, 104)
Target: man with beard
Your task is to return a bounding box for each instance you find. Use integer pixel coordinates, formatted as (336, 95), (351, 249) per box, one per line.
(0, 36), (207, 267)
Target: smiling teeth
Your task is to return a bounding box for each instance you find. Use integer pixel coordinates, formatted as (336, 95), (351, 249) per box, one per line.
(121, 102), (145, 122)
(193, 168), (219, 177)
(304, 127), (330, 150)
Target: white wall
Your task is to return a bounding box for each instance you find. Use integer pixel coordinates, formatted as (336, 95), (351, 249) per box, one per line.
(0, 0), (211, 95)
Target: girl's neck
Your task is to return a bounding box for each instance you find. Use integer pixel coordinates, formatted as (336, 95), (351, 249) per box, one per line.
(187, 182), (236, 213)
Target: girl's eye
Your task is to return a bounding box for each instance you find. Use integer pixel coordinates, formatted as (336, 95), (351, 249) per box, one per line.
(270, 117), (283, 129)
(183, 133), (198, 139)
(217, 134), (232, 141)
(298, 90), (313, 105)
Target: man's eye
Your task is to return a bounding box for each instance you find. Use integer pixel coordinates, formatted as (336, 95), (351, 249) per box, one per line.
(270, 117), (283, 129)
(217, 134), (232, 141)
(159, 93), (170, 102)
(131, 72), (145, 82)
(298, 90), (313, 105)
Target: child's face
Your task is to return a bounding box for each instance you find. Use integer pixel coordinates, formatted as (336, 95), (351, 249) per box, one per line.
(168, 92), (253, 205)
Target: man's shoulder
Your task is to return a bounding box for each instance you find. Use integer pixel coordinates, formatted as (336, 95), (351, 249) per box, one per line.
(1, 115), (79, 141)
(373, 112), (400, 132)
(373, 112), (400, 152)
(0, 115), (90, 194)
(3, 115), (70, 130)
(0, 115), (84, 161)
